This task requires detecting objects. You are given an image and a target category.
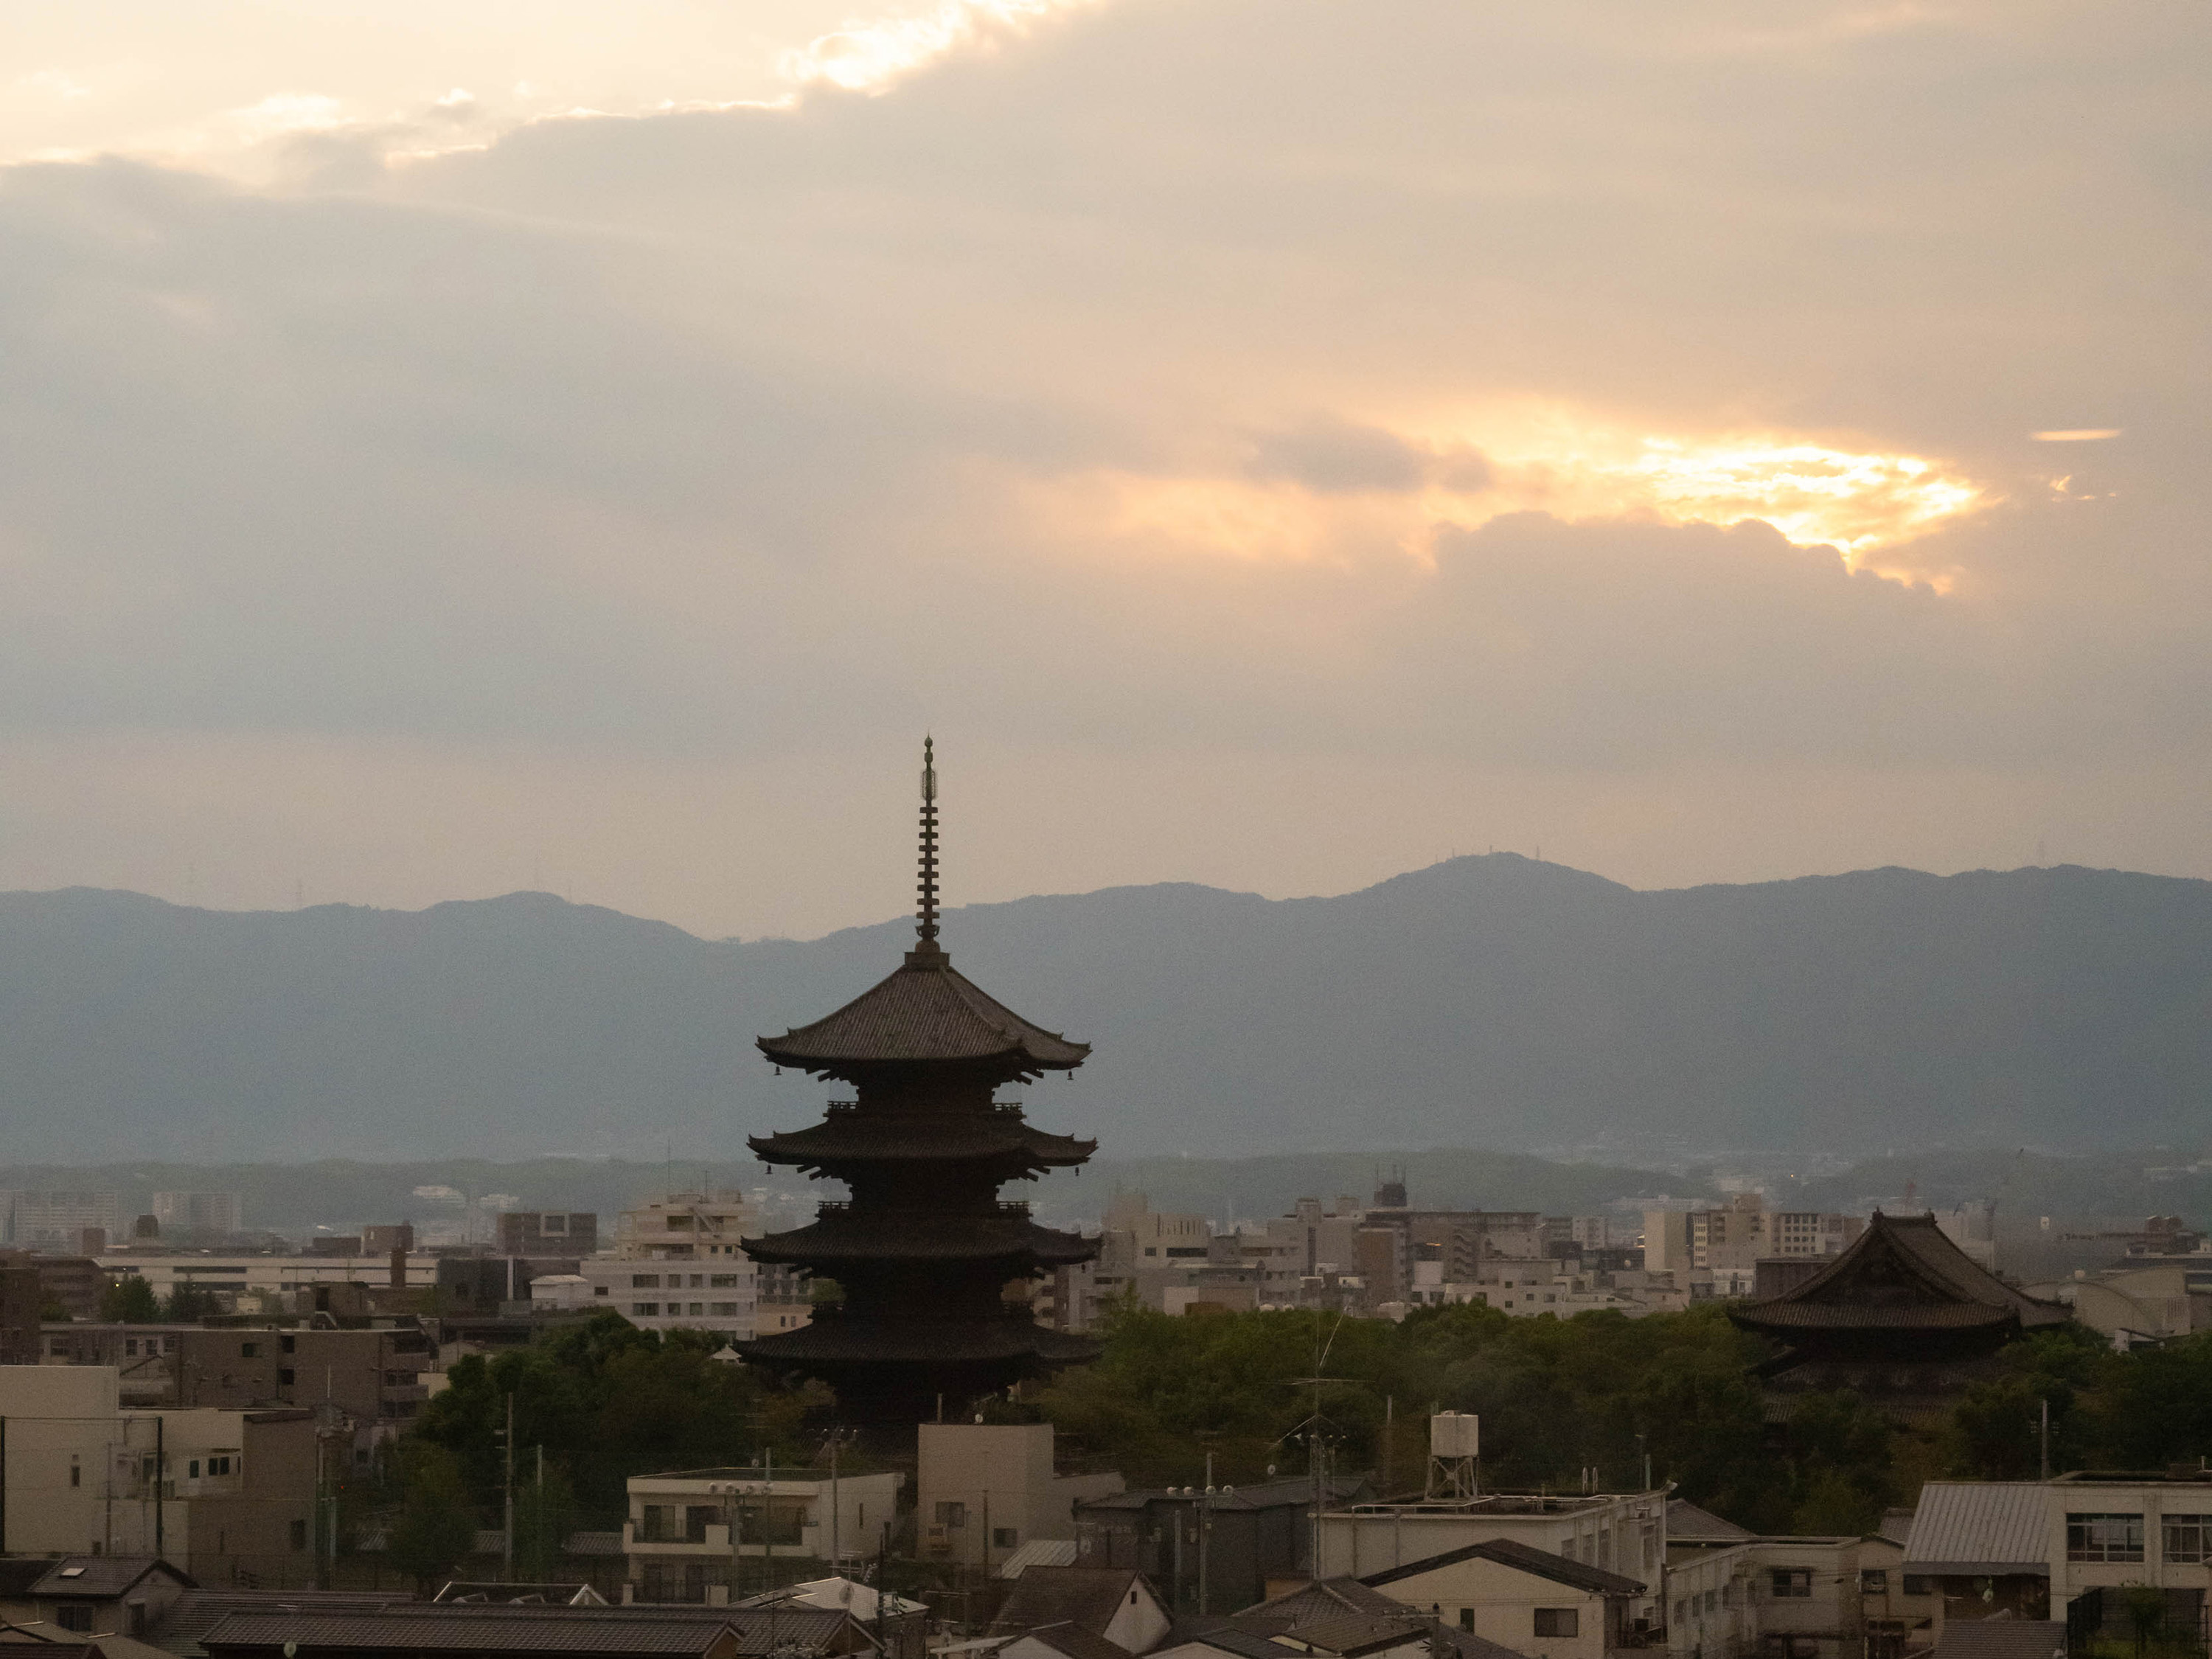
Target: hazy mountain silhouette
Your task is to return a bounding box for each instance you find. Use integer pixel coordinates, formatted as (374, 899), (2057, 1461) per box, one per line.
(1, 856), (2207, 1163)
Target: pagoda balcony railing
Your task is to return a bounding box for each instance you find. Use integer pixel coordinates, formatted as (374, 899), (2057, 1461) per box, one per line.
(818, 1100), (1026, 1115)
(811, 1200), (1034, 1218)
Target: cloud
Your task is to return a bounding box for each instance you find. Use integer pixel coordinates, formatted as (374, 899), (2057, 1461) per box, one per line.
(0, 0), (2205, 930)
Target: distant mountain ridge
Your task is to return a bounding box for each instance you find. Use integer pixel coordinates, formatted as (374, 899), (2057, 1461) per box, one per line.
(1, 856), (2208, 1162)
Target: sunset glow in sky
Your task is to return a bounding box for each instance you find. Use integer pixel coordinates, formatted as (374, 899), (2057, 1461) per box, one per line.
(0, 0), (2200, 936)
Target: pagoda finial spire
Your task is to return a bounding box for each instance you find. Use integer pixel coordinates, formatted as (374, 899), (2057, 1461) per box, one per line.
(914, 735), (942, 959)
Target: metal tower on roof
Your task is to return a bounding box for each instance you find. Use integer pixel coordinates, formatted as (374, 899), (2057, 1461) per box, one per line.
(917, 736), (941, 950)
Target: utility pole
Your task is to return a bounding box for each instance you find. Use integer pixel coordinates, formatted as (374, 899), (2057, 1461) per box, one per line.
(1198, 1454), (1213, 1618)
(154, 1416), (164, 1560)
(2039, 1398), (2051, 1481)
(503, 1394), (515, 1578)
(830, 1430), (841, 1573)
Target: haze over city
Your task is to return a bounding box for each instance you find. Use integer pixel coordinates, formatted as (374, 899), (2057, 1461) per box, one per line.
(0, 1), (2203, 939)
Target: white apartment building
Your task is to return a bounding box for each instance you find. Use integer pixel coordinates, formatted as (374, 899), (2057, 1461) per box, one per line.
(624, 1465), (904, 1600)
(617, 1192), (757, 1264)
(5, 1192), (122, 1248)
(581, 1258), (756, 1339)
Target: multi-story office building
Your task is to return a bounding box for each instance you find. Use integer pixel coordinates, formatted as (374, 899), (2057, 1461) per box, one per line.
(498, 1211), (599, 1255)
(4, 1192), (123, 1248)
(150, 1192), (245, 1238)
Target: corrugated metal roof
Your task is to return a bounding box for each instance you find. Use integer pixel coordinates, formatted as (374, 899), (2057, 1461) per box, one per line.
(1903, 1484), (2051, 1575)
(198, 1615), (733, 1656)
(1931, 1621), (2067, 1659)
(1667, 1500), (1753, 1543)
(998, 1541), (1080, 1579)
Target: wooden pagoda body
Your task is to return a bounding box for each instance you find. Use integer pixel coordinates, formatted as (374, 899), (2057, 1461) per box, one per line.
(735, 745), (1101, 1428)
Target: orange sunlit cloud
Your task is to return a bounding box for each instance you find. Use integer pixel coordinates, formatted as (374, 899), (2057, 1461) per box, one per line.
(2031, 428), (2123, 442)
(1040, 411), (1988, 579)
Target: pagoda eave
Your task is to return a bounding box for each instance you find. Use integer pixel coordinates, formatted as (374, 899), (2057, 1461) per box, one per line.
(747, 1120), (1096, 1173)
(742, 1214), (1099, 1269)
(735, 1312), (1101, 1368)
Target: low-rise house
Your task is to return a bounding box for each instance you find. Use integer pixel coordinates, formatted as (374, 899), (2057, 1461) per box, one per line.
(23, 1559), (193, 1640)
(991, 1568), (1172, 1656)
(1076, 1478), (1371, 1615)
(733, 1577), (928, 1659)
(1749, 1536), (1927, 1659)
(624, 1467), (903, 1601)
(1316, 1488), (1666, 1620)
(1358, 1537), (1646, 1659)
(1160, 1576), (1523, 1659)
(196, 1605), (866, 1659)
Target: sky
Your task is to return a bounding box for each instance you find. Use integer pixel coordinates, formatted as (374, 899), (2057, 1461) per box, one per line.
(0, 0), (2205, 941)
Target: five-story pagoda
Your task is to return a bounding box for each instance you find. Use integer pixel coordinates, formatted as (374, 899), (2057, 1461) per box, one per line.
(736, 741), (1102, 1428)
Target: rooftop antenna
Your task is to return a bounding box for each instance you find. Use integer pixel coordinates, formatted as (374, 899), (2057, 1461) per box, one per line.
(911, 737), (945, 964)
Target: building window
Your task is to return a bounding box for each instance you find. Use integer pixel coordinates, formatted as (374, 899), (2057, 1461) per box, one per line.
(711, 1275), (740, 1288)
(241, 1342), (258, 1358)
(994, 1528), (1018, 1548)
(1534, 1610), (1579, 1638)
(595, 1285), (609, 1296)
(632, 1274), (661, 1289)
(1674, 1601), (1688, 1627)
(712, 1303), (740, 1316)
(2163, 1515), (2211, 1565)
(291, 1520), (308, 1551)
(280, 1335), (296, 1353)
(1704, 1590), (1717, 1614)
(2067, 1513), (2144, 1563)
(125, 1338), (139, 1357)
(936, 1501), (967, 1526)
(278, 1368), (295, 1385)
(1860, 1570), (1888, 1593)
(633, 1303), (660, 1316)
(1771, 1569), (1813, 1599)
(1459, 1610), (1475, 1633)
(57, 1607), (92, 1633)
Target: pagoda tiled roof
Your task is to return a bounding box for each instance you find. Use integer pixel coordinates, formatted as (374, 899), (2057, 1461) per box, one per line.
(736, 1311), (1100, 1366)
(1730, 1212), (2069, 1337)
(750, 1111), (1094, 1172)
(745, 1208), (1099, 1268)
(757, 945), (1089, 1075)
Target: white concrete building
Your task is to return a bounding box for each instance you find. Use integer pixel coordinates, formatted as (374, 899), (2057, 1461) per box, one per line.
(624, 1465), (904, 1599)
(917, 1423), (1124, 1571)
(580, 1258), (756, 1340)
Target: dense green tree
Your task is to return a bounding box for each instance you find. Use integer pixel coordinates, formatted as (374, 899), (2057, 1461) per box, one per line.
(411, 1312), (813, 1522)
(100, 1276), (161, 1322)
(513, 1461), (581, 1582)
(387, 1444), (479, 1592)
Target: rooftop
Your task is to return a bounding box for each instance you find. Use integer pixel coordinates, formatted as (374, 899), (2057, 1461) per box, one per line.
(992, 1568), (1157, 1640)
(1731, 1214), (2068, 1336)
(1904, 1484), (2049, 1576)
(1358, 1537), (1644, 1598)
(757, 952), (1089, 1078)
